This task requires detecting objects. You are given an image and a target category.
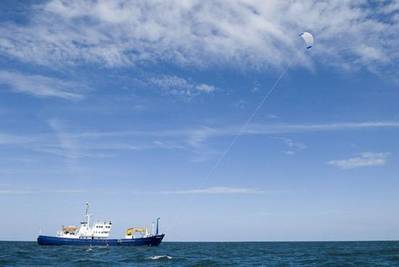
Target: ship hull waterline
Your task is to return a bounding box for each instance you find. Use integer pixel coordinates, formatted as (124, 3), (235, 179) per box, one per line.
(37, 234), (165, 246)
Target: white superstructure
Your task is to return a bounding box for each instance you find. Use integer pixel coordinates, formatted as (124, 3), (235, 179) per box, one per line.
(57, 203), (112, 239)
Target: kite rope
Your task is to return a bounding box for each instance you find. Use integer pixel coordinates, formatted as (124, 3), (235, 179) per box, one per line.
(201, 68), (287, 182)
(167, 68), (287, 232)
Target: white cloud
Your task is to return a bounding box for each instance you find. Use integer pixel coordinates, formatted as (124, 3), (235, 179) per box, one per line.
(0, 189), (85, 195)
(176, 121), (399, 146)
(0, 190), (34, 195)
(0, 133), (36, 145)
(45, 121), (399, 142)
(161, 186), (264, 195)
(381, 1), (399, 15)
(48, 119), (82, 160)
(147, 75), (217, 97)
(0, 1), (397, 75)
(0, 71), (84, 99)
(196, 84), (216, 93)
(247, 121), (399, 134)
(327, 152), (390, 170)
(278, 137), (307, 155)
(0, 120), (399, 161)
(267, 114), (279, 119)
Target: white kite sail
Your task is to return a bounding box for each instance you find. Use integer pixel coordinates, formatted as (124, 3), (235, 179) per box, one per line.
(299, 32), (314, 49)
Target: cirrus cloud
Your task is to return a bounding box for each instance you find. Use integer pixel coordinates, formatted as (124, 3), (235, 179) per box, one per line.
(160, 186), (265, 195)
(147, 75), (217, 98)
(327, 152), (390, 170)
(0, 0), (397, 75)
(0, 71), (85, 100)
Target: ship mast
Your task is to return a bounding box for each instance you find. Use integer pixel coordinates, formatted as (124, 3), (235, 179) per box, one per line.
(85, 202), (90, 228)
(156, 217), (160, 235)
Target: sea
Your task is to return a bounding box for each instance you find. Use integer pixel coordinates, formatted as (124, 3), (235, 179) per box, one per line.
(1, 241), (399, 266)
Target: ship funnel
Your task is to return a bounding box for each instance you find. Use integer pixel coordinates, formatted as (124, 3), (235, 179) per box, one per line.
(155, 217), (160, 235)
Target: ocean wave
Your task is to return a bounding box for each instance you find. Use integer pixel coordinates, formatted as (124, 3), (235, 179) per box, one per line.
(148, 255), (173, 260)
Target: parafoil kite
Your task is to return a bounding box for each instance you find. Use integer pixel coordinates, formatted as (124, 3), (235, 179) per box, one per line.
(299, 32), (314, 49)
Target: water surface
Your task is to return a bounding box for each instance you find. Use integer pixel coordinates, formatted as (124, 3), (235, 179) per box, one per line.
(1, 241), (399, 266)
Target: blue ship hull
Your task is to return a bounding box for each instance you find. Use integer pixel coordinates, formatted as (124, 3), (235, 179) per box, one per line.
(37, 234), (165, 246)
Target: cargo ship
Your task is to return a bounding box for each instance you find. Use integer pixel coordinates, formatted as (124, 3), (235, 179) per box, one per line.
(37, 203), (164, 246)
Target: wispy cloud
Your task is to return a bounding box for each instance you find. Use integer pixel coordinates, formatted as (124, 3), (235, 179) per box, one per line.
(0, 133), (36, 145)
(0, 71), (85, 100)
(167, 121), (399, 152)
(277, 137), (307, 155)
(196, 84), (216, 93)
(327, 152), (390, 170)
(244, 121), (399, 135)
(267, 114), (279, 120)
(0, 120), (398, 161)
(0, 189), (85, 195)
(147, 75), (217, 98)
(0, 1), (397, 75)
(160, 186), (265, 195)
(0, 187), (269, 195)
(184, 121), (399, 144)
(0, 190), (35, 195)
(48, 119), (79, 159)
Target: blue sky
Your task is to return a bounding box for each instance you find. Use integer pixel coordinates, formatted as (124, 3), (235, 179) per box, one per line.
(1, 0), (399, 241)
